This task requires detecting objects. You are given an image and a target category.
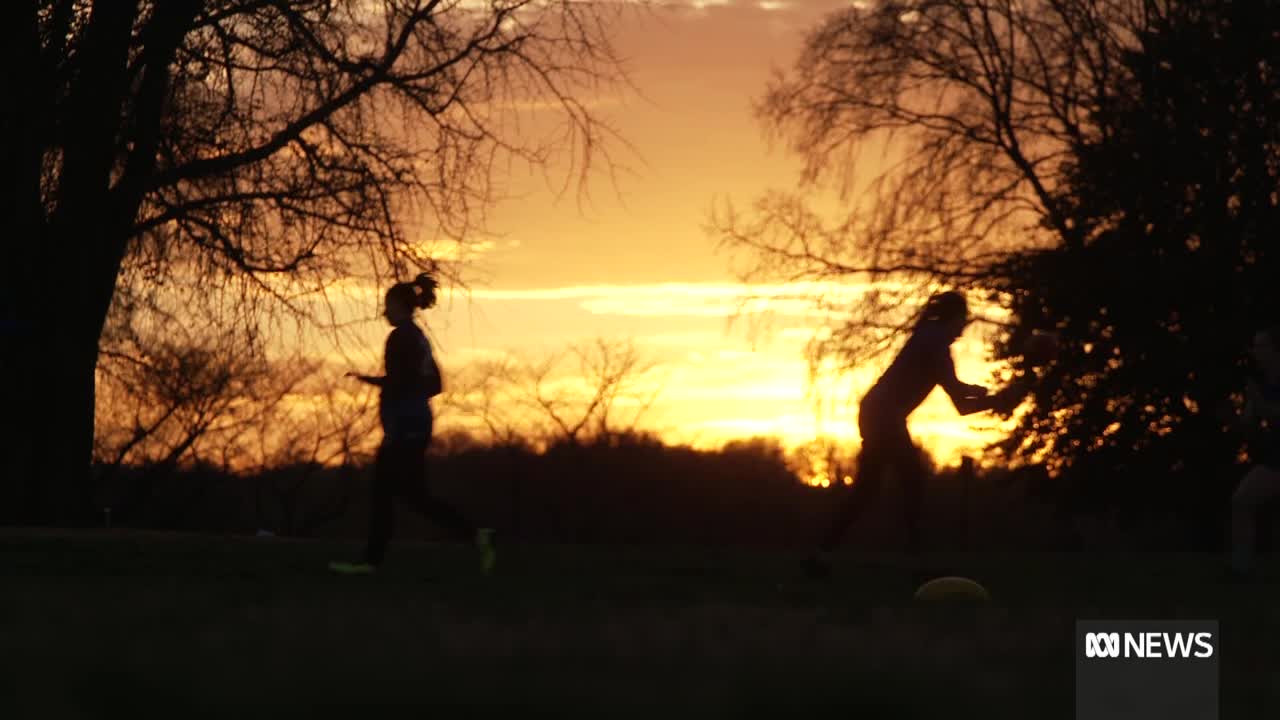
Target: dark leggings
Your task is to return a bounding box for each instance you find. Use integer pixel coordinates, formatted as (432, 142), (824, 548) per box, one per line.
(819, 419), (926, 554)
(365, 433), (474, 566)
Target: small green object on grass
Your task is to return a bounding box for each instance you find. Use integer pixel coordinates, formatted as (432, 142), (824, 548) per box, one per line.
(476, 528), (497, 576)
(328, 561), (376, 576)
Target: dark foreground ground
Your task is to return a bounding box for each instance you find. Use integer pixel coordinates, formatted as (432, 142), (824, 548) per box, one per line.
(1, 529), (1276, 719)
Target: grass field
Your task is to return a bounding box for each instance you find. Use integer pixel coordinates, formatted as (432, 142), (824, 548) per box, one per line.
(1, 529), (1276, 718)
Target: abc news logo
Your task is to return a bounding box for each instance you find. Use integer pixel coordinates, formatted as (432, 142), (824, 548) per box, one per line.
(1076, 621), (1218, 720)
(1083, 631), (1215, 660)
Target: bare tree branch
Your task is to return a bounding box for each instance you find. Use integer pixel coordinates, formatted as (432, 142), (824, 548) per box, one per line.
(712, 0), (1156, 374)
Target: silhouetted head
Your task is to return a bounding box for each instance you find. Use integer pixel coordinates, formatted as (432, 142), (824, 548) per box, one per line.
(1252, 325), (1280, 376)
(383, 273), (438, 326)
(917, 291), (969, 340)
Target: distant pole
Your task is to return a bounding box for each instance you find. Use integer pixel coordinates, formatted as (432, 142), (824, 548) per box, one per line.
(960, 456), (975, 550)
(509, 446), (520, 542)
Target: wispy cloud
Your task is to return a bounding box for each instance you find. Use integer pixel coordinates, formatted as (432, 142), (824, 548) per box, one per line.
(449, 279), (1015, 324)
(684, 0), (733, 9)
(452, 280), (886, 319)
(406, 238), (498, 264)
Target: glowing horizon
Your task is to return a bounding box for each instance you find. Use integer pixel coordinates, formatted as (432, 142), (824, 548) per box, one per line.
(96, 0), (1022, 475)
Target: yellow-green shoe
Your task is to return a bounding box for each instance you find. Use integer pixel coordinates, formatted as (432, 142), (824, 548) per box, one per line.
(328, 561), (376, 576)
(476, 529), (497, 576)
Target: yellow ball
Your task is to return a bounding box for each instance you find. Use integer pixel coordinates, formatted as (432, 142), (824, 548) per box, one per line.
(913, 576), (991, 602)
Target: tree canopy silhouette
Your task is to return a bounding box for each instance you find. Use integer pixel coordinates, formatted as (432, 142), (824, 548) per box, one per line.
(990, 0), (1280, 480)
(714, 0), (1280, 485)
(0, 0), (631, 524)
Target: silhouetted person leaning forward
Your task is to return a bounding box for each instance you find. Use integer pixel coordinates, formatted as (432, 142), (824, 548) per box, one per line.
(329, 273), (495, 576)
(805, 291), (1023, 579)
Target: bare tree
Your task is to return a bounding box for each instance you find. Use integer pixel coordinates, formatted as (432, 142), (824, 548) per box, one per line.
(93, 290), (324, 523)
(435, 354), (530, 448)
(241, 380), (379, 537)
(2, 0), (637, 523)
(524, 339), (664, 447)
(432, 339), (665, 450)
(711, 0), (1160, 373)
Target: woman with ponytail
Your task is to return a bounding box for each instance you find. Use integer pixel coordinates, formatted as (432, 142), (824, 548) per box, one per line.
(805, 290), (1025, 578)
(329, 273), (496, 575)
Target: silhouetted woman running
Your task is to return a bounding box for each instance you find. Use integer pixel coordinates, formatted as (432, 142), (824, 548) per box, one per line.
(329, 273), (495, 575)
(806, 291), (1021, 578)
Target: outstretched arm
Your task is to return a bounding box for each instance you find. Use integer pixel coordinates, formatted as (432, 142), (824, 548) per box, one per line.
(946, 384), (999, 416)
(938, 350), (998, 416)
(345, 371), (385, 388)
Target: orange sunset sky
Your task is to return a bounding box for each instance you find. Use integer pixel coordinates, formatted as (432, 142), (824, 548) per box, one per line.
(318, 0), (1012, 465)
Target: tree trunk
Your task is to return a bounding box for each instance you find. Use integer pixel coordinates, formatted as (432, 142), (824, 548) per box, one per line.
(1, 0), (186, 526)
(0, 1), (52, 524)
(1, 285), (104, 525)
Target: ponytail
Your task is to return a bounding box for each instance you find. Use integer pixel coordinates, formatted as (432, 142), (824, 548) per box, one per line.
(412, 273), (438, 309)
(385, 272), (439, 311)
